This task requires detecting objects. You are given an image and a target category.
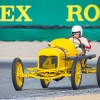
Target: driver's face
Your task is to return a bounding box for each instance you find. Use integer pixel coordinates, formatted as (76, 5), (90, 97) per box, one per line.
(73, 32), (80, 38)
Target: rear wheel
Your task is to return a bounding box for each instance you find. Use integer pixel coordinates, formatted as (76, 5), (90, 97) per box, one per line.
(12, 58), (24, 91)
(40, 79), (50, 88)
(97, 56), (100, 87)
(71, 58), (82, 90)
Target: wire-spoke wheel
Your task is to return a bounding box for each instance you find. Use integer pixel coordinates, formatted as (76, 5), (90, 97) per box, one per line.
(12, 58), (24, 91)
(71, 58), (82, 90)
(97, 56), (100, 87)
(40, 79), (50, 88)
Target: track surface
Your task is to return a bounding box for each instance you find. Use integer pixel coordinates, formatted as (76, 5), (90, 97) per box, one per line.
(0, 60), (99, 99)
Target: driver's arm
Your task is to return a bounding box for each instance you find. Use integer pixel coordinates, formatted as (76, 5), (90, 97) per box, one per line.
(82, 37), (91, 51)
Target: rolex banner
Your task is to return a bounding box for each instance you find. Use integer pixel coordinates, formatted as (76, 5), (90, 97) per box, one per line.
(0, 0), (100, 41)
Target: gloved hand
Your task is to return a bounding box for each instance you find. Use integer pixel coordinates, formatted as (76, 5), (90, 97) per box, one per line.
(48, 44), (51, 47)
(79, 44), (85, 48)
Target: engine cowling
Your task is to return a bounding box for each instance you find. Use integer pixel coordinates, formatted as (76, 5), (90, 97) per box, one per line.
(38, 38), (76, 69)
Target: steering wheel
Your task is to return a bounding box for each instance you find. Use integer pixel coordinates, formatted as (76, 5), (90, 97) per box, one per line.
(67, 37), (82, 48)
(73, 38), (82, 48)
(67, 37), (86, 54)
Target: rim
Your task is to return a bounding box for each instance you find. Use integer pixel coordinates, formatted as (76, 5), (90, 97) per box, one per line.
(44, 79), (49, 84)
(75, 61), (82, 86)
(16, 61), (23, 87)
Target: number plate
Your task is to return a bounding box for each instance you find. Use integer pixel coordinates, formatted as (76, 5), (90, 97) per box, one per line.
(39, 56), (57, 69)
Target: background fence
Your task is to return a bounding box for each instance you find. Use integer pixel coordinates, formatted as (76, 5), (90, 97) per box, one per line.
(0, 0), (100, 41)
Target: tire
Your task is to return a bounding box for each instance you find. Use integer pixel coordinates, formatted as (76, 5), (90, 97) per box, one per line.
(12, 58), (24, 91)
(71, 58), (82, 90)
(40, 79), (50, 88)
(97, 56), (100, 87)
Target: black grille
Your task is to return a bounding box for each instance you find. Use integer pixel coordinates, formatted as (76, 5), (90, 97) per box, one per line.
(39, 56), (57, 69)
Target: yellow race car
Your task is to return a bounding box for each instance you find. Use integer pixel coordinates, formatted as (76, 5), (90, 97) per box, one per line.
(11, 38), (100, 91)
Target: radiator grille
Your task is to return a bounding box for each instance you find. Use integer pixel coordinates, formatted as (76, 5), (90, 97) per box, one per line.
(39, 56), (57, 69)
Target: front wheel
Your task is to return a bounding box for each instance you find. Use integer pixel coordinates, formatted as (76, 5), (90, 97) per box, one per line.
(71, 58), (82, 90)
(97, 56), (100, 87)
(12, 58), (24, 91)
(40, 79), (50, 88)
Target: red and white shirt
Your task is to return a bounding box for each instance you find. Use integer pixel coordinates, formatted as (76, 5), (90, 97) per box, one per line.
(68, 36), (91, 51)
(80, 37), (91, 50)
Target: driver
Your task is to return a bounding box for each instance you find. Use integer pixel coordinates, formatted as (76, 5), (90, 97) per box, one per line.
(68, 25), (91, 54)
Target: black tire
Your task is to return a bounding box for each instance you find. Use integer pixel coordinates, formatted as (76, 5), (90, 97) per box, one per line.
(40, 79), (50, 88)
(12, 58), (24, 91)
(71, 58), (82, 90)
(97, 56), (100, 87)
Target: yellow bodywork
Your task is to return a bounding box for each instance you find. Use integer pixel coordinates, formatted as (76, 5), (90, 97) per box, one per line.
(50, 38), (76, 56)
(17, 38), (96, 84)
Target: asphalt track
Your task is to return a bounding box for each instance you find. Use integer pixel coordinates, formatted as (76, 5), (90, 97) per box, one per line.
(0, 59), (99, 99)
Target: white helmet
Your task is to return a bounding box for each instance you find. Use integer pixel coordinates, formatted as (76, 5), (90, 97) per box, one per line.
(71, 25), (83, 36)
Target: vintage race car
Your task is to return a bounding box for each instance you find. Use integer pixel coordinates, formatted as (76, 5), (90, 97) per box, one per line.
(11, 38), (100, 91)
